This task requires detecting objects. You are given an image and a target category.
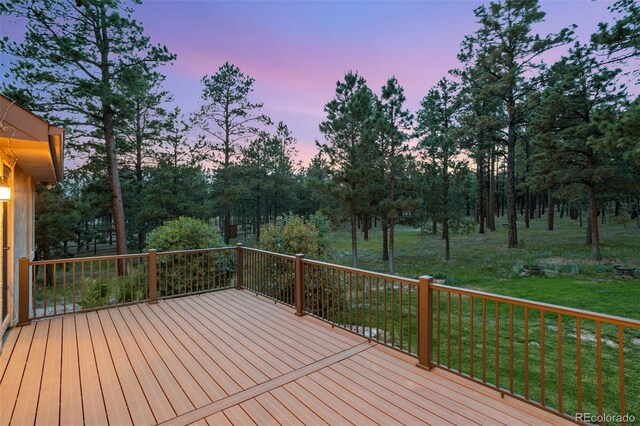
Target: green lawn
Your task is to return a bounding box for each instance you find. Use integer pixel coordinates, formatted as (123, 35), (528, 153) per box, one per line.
(322, 217), (639, 422)
(329, 216), (640, 320)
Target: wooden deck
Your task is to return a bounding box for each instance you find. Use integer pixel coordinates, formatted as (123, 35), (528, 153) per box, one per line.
(0, 289), (571, 425)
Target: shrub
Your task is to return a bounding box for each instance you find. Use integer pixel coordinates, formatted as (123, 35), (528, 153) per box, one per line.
(115, 273), (145, 303)
(259, 214), (335, 309)
(146, 217), (234, 296)
(146, 216), (223, 251)
(259, 214), (332, 259)
(81, 277), (109, 309)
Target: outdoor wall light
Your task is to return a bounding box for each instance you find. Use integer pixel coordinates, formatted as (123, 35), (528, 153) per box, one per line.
(0, 182), (10, 201)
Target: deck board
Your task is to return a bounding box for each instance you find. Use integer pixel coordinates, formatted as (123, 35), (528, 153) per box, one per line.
(1, 323), (34, 425)
(0, 289), (574, 426)
(75, 314), (109, 425)
(35, 318), (62, 425)
(123, 305), (211, 409)
(11, 321), (49, 426)
(0, 325), (21, 380)
(59, 316), (83, 426)
(86, 311), (133, 425)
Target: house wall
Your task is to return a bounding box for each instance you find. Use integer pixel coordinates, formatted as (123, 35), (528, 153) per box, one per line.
(0, 190), (6, 340)
(0, 165), (33, 349)
(11, 166), (34, 324)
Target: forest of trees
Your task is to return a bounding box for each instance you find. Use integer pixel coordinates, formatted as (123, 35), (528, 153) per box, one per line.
(2, 0), (639, 273)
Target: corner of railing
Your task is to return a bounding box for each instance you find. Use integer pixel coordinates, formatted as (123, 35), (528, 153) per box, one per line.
(148, 249), (157, 304)
(17, 257), (31, 326)
(417, 275), (434, 371)
(295, 253), (305, 316)
(236, 243), (244, 290)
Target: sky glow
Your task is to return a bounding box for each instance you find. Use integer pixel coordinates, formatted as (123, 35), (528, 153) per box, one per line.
(1, 0), (625, 164)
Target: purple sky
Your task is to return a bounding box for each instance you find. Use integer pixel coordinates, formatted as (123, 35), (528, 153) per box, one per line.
(135, 0), (620, 163)
(1, 1), (624, 164)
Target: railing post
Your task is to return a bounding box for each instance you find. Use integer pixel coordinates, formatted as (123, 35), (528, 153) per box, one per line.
(18, 257), (30, 326)
(236, 243), (244, 290)
(295, 254), (305, 316)
(148, 249), (157, 304)
(417, 275), (433, 370)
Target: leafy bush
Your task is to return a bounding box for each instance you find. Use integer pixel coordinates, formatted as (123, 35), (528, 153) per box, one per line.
(146, 217), (234, 296)
(259, 214), (335, 309)
(146, 216), (223, 251)
(81, 277), (109, 309)
(115, 273), (145, 303)
(259, 214), (332, 259)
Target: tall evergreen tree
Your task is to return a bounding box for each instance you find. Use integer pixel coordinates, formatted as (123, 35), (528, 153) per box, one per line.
(318, 72), (377, 268)
(459, 0), (574, 248)
(416, 78), (466, 260)
(377, 77), (412, 274)
(192, 62), (269, 244)
(531, 44), (628, 260)
(2, 0), (175, 267)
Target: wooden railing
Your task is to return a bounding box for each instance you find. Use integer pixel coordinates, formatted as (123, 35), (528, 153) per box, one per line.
(241, 249), (640, 425)
(242, 247), (295, 306)
(155, 247), (237, 299)
(429, 284), (640, 425)
(300, 258), (420, 355)
(18, 245), (639, 424)
(19, 246), (237, 322)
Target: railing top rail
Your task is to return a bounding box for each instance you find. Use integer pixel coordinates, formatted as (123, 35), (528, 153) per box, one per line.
(431, 283), (640, 329)
(29, 252), (149, 265)
(155, 247), (235, 256)
(302, 258), (421, 286)
(243, 247), (296, 260)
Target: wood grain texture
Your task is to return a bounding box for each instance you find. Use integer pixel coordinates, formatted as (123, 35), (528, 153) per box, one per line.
(0, 289), (573, 426)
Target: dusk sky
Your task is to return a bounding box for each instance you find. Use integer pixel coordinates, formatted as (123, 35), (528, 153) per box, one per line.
(1, 1), (625, 164)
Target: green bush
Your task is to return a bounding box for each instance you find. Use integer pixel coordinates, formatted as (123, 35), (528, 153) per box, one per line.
(81, 277), (109, 309)
(146, 217), (234, 296)
(259, 214), (332, 259)
(146, 216), (223, 251)
(115, 273), (145, 303)
(259, 214), (335, 310)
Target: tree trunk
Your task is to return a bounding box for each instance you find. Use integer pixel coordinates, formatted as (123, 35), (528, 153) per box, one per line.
(547, 193), (554, 231)
(381, 220), (389, 261)
(223, 205), (231, 244)
(103, 103), (129, 274)
(506, 122), (518, 248)
(487, 150), (496, 231)
(389, 218), (396, 274)
(255, 195), (261, 243)
(524, 188), (530, 229)
(477, 150), (485, 234)
(443, 217), (450, 261)
(588, 186), (601, 261)
(586, 209), (592, 243)
(443, 153), (451, 260)
(363, 214), (369, 241)
(350, 205), (358, 268)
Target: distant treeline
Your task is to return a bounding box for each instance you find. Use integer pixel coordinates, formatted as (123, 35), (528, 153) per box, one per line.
(3, 0), (638, 274)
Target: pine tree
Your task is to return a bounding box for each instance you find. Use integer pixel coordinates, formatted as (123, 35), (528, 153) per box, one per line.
(2, 0), (175, 268)
(459, 0), (574, 248)
(416, 78), (466, 260)
(318, 72), (377, 268)
(192, 62), (269, 244)
(531, 44), (629, 260)
(377, 77), (412, 274)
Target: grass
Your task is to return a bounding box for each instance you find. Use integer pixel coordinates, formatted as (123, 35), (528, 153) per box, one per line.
(322, 216), (639, 423)
(329, 216), (640, 320)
